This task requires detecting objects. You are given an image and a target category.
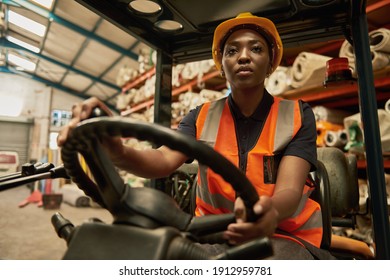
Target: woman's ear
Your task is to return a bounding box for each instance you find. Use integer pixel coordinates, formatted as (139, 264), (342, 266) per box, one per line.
(267, 64), (273, 77)
(220, 67), (225, 77)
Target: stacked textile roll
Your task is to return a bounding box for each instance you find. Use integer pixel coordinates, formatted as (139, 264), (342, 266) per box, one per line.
(59, 184), (91, 207)
(385, 99), (390, 113)
(181, 59), (215, 81)
(370, 28), (390, 53)
(265, 66), (292, 96)
(339, 40), (356, 73)
(339, 28), (390, 76)
(290, 52), (332, 88)
(324, 129), (348, 148)
(369, 28), (390, 73)
(316, 120), (345, 147)
(116, 65), (139, 87)
(344, 109), (390, 153)
(312, 106), (351, 125)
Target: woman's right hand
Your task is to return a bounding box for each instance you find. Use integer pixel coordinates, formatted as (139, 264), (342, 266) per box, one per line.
(57, 97), (112, 146)
(57, 97), (125, 160)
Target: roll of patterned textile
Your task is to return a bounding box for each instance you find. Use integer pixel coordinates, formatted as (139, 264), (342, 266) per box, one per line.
(290, 52), (332, 88)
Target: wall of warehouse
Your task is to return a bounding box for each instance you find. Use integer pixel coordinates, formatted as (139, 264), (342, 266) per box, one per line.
(0, 73), (84, 166)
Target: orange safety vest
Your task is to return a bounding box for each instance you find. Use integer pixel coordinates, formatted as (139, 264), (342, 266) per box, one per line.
(195, 96), (323, 247)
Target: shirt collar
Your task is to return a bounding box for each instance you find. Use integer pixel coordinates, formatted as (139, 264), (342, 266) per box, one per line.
(228, 90), (274, 121)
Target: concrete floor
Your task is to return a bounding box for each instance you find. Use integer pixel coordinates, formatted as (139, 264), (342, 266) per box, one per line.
(0, 186), (113, 260)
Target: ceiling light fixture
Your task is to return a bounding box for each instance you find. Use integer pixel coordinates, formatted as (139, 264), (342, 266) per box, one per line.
(128, 0), (162, 15)
(154, 20), (183, 33)
(8, 10), (46, 37)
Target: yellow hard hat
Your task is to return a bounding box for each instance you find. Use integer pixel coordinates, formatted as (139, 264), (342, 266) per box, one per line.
(212, 12), (283, 74)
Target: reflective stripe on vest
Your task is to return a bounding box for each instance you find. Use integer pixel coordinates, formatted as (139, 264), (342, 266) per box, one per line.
(195, 96), (322, 247)
(196, 97), (234, 214)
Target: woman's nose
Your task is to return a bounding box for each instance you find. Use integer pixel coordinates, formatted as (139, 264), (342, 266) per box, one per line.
(238, 48), (250, 64)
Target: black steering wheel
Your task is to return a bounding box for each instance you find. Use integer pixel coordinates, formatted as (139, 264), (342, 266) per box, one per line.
(61, 117), (260, 230)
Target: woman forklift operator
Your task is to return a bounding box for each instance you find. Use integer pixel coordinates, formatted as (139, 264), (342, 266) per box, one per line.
(58, 12), (332, 259)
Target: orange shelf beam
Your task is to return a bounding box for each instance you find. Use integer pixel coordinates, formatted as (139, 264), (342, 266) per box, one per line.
(121, 67), (156, 92)
(121, 70), (221, 115)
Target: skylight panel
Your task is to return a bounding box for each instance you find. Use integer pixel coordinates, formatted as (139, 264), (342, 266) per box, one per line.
(7, 35), (40, 53)
(8, 10), (46, 37)
(8, 53), (37, 72)
(31, 0), (55, 10)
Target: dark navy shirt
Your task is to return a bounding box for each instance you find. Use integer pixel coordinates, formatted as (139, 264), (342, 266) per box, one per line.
(177, 91), (317, 171)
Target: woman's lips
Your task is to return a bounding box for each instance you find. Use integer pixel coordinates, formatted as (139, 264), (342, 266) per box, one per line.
(236, 67), (253, 76)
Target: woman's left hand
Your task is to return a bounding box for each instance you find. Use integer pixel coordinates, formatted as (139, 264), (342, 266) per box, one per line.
(223, 196), (279, 245)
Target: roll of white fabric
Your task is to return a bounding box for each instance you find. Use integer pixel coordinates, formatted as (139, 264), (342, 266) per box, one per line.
(371, 50), (390, 71)
(344, 110), (390, 153)
(181, 61), (200, 80)
(339, 40), (356, 74)
(339, 40), (355, 59)
(325, 130), (344, 147)
(369, 28), (390, 53)
(312, 106), (351, 124)
(266, 66), (292, 96)
(337, 129), (349, 145)
(385, 99), (390, 113)
(59, 184), (91, 207)
(199, 59), (215, 74)
(290, 52), (332, 88)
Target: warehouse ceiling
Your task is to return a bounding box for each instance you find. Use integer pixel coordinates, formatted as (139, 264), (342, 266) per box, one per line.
(0, 0), (389, 113)
(0, 0), (152, 111)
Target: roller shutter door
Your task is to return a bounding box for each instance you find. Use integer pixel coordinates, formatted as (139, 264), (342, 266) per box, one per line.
(0, 116), (34, 166)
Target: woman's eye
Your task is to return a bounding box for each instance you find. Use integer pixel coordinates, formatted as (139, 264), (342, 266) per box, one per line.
(225, 48), (237, 55)
(224, 45), (239, 55)
(252, 46), (262, 53)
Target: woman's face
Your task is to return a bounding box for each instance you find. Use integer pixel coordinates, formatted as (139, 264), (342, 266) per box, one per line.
(221, 29), (271, 90)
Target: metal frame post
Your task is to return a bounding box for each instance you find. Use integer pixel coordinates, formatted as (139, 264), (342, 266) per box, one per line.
(151, 50), (173, 191)
(351, 0), (390, 259)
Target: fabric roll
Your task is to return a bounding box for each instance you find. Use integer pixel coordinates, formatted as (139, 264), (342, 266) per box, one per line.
(290, 52), (332, 88)
(385, 99), (390, 113)
(339, 39), (355, 59)
(369, 28), (390, 53)
(344, 110), (390, 153)
(339, 40), (356, 73)
(324, 130), (348, 147)
(265, 66), (292, 96)
(59, 184), (91, 207)
(172, 64), (185, 87)
(371, 50), (390, 71)
(181, 61), (201, 80)
(339, 28), (390, 76)
(313, 106), (351, 125)
(316, 120), (344, 147)
(337, 129), (348, 146)
(199, 59), (215, 74)
(325, 130), (342, 147)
